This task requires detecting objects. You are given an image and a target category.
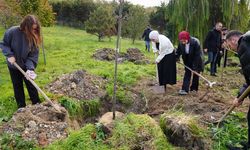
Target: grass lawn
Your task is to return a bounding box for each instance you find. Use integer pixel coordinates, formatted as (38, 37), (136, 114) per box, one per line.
(0, 25), (156, 121)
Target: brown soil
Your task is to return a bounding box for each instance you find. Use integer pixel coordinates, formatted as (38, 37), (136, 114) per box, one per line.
(1, 102), (72, 146)
(132, 67), (249, 124)
(46, 70), (106, 100)
(92, 48), (150, 64)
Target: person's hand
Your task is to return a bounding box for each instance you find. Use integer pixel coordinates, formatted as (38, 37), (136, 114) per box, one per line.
(26, 70), (37, 80)
(204, 49), (207, 53)
(233, 98), (243, 107)
(7, 57), (16, 65)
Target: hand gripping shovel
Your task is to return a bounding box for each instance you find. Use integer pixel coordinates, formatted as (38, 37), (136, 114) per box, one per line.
(216, 85), (250, 127)
(13, 62), (61, 113)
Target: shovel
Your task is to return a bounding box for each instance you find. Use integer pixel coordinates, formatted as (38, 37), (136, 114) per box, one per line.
(216, 85), (250, 127)
(13, 62), (61, 113)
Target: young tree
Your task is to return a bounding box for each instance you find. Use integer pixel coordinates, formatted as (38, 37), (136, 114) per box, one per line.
(123, 5), (149, 44)
(85, 5), (115, 41)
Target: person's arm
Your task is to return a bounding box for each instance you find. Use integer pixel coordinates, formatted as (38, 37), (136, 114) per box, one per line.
(1, 29), (14, 57)
(203, 31), (212, 51)
(155, 38), (174, 63)
(233, 83), (250, 107)
(142, 30), (146, 39)
(175, 43), (181, 61)
(193, 41), (202, 71)
(152, 42), (158, 53)
(25, 48), (39, 70)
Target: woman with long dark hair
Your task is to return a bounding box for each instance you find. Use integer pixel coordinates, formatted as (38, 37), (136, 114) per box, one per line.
(0, 15), (42, 108)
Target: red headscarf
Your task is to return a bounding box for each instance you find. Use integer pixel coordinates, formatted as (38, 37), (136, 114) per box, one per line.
(178, 31), (190, 41)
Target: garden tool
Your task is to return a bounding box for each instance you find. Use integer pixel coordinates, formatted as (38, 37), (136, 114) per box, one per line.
(177, 62), (216, 87)
(177, 62), (216, 100)
(13, 62), (61, 113)
(216, 85), (250, 127)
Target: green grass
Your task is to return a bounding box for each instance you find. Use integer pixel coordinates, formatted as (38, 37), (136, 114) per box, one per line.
(109, 113), (174, 150)
(211, 112), (248, 150)
(45, 124), (110, 150)
(0, 25), (155, 121)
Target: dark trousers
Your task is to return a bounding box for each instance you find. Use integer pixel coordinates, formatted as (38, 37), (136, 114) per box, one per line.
(8, 67), (40, 108)
(204, 51), (218, 74)
(248, 106), (250, 144)
(223, 49), (228, 68)
(182, 67), (200, 92)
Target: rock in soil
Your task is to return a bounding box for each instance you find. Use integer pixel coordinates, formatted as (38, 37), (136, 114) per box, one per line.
(99, 111), (125, 132)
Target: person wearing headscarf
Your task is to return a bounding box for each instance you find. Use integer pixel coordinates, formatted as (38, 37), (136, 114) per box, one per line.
(176, 31), (203, 95)
(149, 30), (176, 93)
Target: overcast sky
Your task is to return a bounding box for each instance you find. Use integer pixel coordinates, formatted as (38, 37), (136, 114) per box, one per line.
(105, 0), (169, 7)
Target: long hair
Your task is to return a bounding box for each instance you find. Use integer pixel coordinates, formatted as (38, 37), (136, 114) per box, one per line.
(20, 15), (42, 50)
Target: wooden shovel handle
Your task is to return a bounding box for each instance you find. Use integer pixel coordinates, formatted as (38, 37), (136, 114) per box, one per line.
(217, 85), (250, 126)
(13, 62), (61, 112)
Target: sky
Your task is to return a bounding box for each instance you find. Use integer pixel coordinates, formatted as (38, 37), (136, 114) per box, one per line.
(105, 0), (169, 7)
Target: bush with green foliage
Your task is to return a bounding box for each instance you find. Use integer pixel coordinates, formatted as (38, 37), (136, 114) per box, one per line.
(0, 0), (54, 28)
(19, 0), (55, 26)
(0, 0), (22, 28)
(50, 0), (96, 28)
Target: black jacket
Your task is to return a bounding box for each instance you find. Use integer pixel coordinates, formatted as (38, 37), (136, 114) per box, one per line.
(204, 28), (222, 53)
(176, 37), (203, 72)
(237, 32), (250, 98)
(142, 28), (152, 41)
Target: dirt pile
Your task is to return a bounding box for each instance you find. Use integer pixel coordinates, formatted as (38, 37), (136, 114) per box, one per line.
(47, 70), (106, 100)
(125, 48), (150, 64)
(93, 48), (150, 64)
(2, 102), (69, 146)
(161, 113), (211, 150)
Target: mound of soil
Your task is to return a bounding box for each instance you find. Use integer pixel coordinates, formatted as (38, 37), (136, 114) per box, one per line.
(92, 48), (126, 62)
(93, 48), (150, 64)
(125, 48), (150, 64)
(161, 114), (211, 150)
(1, 102), (70, 146)
(46, 70), (106, 100)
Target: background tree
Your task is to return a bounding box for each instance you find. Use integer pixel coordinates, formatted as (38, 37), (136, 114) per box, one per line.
(0, 0), (22, 28)
(122, 5), (149, 44)
(19, 0), (55, 26)
(149, 3), (168, 34)
(85, 5), (116, 41)
(0, 0), (54, 27)
(50, 0), (96, 28)
(167, 0), (210, 44)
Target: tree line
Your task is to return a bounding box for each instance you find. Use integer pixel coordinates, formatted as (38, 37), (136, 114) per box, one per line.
(1, 0), (249, 43)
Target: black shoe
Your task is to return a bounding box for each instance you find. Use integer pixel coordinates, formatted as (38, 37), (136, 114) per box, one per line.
(210, 73), (217, 77)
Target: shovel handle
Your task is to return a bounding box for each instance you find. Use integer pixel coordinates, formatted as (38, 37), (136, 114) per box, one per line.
(217, 85), (250, 125)
(13, 62), (61, 112)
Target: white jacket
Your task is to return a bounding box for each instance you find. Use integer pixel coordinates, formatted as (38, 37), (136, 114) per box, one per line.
(151, 34), (174, 63)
